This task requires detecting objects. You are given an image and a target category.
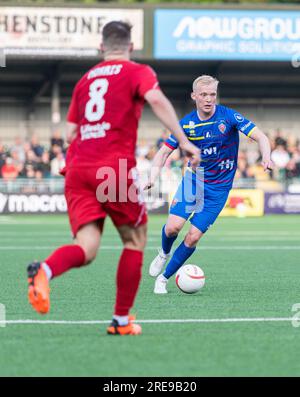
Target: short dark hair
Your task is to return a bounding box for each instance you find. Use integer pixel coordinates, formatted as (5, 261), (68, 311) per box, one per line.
(102, 21), (132, 49)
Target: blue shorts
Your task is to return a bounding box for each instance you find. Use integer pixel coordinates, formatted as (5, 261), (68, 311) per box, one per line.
(169, 169), (230, 233)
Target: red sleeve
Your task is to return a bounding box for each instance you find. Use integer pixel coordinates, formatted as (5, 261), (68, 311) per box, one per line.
(164, 142), (176, 150)
(67, 85), (79, 124)
(134, 65), (160, 98)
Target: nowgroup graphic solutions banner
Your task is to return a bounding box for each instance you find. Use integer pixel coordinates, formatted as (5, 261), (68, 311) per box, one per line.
(0, 7), (143, 56)
(154, 9), (300, 61)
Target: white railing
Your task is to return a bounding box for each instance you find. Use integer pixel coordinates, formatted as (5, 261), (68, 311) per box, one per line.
(0, 178), (65, 194)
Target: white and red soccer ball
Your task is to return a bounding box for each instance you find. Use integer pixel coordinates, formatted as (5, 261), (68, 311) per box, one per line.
(175, 264), (205, 294)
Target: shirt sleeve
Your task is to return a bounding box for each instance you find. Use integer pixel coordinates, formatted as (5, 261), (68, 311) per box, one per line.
(67, 85), (79, 124)
(134, 65), (160, 98)
(164, 133), (179, 150)
(228, 109), (256, 137)
(164, 118), (186, 150)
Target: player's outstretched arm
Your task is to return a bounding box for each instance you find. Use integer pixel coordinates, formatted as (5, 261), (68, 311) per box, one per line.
(144, 144), (173, 190)
(145, 89), (200, 167)
(249, 127), (274, 171)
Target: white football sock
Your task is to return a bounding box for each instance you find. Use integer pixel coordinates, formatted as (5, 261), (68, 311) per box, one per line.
(42, 262), (52, 280)
(113, 315), (129, 326)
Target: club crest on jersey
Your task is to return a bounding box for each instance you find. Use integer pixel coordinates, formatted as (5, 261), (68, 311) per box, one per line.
(218, 123), (227, 134)
(171, 198), (178, 207)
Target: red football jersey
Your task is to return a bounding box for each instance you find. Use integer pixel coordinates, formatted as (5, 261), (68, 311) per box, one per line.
(67, 59), (159, 168)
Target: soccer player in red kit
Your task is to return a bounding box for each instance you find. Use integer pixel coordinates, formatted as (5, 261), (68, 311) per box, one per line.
(27, 21), (200, 335)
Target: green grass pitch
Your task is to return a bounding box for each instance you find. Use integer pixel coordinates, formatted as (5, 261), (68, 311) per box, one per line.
(0, 214), (300, 376)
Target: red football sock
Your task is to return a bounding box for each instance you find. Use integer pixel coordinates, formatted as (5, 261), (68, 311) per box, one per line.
(114, 248), (143, 316)
(44, 245), (86, 278)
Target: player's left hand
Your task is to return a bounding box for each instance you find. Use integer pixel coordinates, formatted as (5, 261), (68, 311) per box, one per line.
(261, 158), (274, 172)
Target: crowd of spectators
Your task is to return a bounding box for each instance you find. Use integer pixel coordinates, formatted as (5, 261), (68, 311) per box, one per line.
(234, 129), (300, 182)
(1, 129), (300, 185)
(0, 130), (66, 181)
(136, 129), (300, 184)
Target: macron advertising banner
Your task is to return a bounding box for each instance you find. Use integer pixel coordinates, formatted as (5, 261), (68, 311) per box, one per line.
(0, 193), (67, 214)
(0, 193), (168, 214)
(154, 9), (300, 61)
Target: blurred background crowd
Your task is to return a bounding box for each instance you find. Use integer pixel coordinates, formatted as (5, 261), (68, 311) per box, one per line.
(0, 131), (65, 181)
(1, 129), (300, 187)
(139, 129), (300, 186)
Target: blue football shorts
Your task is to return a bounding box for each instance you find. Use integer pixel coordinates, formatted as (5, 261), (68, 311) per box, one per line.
(169, 169), (230, 233)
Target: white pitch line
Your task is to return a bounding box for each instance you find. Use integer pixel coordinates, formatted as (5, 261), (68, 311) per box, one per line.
(0, 317), (295, 326)
(0, 231), (298, 238)
(1, 237), (300, 242)
(0, 246), (299, 250)
(0, 230), (298, 236)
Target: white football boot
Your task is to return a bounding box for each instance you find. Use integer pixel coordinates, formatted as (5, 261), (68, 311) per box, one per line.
(154, 274), (168, 294)
(149, 249), (171, 277)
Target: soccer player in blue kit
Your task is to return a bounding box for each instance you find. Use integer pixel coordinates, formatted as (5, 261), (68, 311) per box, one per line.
(145, 75), (273, 294)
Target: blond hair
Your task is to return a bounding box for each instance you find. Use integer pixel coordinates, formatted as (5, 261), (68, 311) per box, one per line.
(192, 75), (219, 92)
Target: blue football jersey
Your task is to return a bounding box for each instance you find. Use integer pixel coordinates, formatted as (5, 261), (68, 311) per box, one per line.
(165, 105), (256, 189)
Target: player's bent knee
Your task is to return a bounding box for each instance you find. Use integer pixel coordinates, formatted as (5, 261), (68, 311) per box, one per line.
(184, 231), (203, 248)
(118, 224), (147, 252)
(124, 233), (146, 252)
(74, 224), (101, 265)
(124, 243), (145, 252)
(81, 245), (98, 265)
(75, 240), (99, 265)
(165, 224), (181, 237)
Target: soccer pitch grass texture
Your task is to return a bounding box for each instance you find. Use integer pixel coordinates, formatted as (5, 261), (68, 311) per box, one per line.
(0, 214), (299, 376)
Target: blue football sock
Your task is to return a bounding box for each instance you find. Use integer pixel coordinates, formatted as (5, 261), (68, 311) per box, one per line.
(161, 224), (178, 255)
(163, 241), (196, 279)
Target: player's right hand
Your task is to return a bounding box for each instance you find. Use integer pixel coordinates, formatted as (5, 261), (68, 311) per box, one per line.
(180, 141), (201, 167)
(261, 158), (274, 172)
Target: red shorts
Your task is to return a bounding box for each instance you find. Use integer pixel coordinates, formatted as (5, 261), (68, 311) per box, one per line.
(65, 165), (147, 237)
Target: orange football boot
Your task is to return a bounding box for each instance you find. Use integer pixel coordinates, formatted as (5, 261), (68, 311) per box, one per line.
(27, 262), (50, 314)
(107, 314), (142, 335)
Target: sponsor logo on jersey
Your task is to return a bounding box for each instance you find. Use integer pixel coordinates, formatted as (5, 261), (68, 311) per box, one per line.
(234, 113), (244, 122)
(184, 121), (196, 135)
(203, 146), (218, 156)
(239, 121), (252, 132)
(80, 122), (111, 141)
